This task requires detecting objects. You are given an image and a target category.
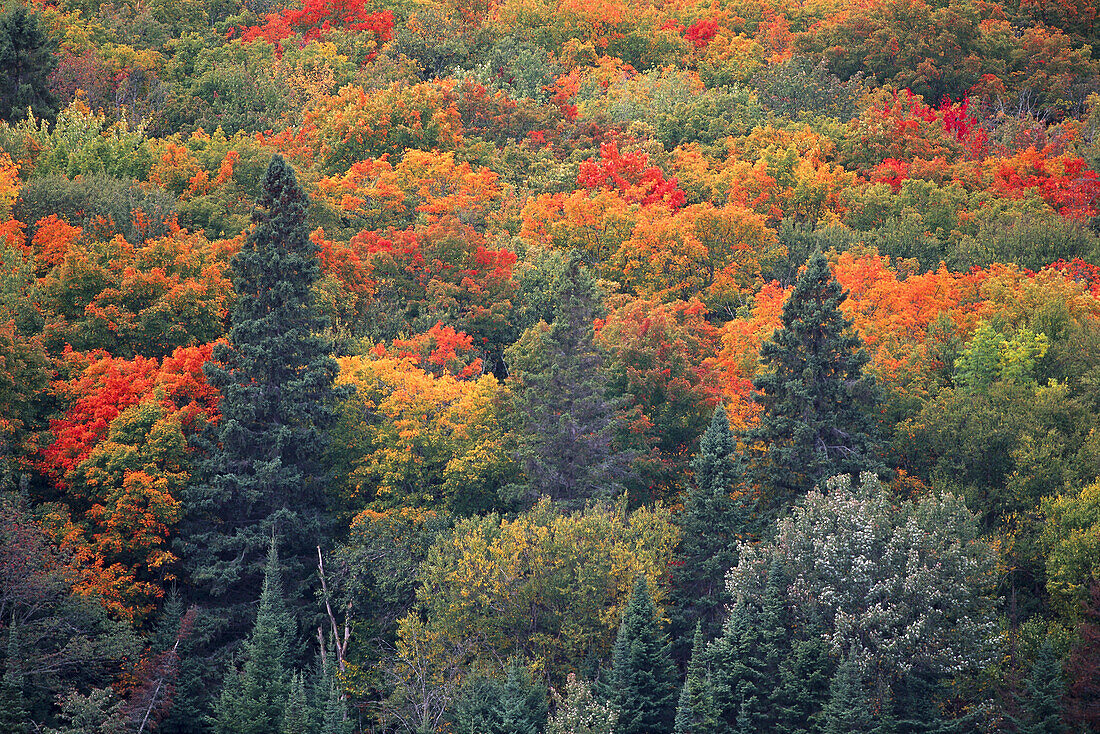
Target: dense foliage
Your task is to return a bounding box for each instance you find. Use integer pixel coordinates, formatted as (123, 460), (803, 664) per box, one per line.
(1, 0), (1099, 730)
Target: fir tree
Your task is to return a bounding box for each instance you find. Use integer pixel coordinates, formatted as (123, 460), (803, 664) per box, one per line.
(670, 403), (752, 648)
(504, 255), (631, 507)
(181, 154), (341, 631)
(607, 576), (678, 734)
(1009, 639), (1068, 734)
(771, 619), (833, 734)
(674, 625), (719, 734)
(280, 673), (312, 734)
(212, 538), (294, 734)
(744, 250), (882, 512)
(0, 3), (57, 122)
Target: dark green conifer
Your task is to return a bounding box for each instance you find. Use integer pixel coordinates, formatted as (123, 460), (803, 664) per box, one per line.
(744, 250), (882, 511)
(823, 655), (877, 734)
(451, 658), (547, 734)
(1010, 639), (1068, 734)
(670, 403), (752, 647)
(505, 255), (631, 507)
(182, 154), (341, 631)
(212, 538), (294, 734)
(772, 618), (833, 734)
(607, 576), (678, 734)
(0, 624), (27, 734)
(0, 3), (57, 122)
(674, 625), (719, 734)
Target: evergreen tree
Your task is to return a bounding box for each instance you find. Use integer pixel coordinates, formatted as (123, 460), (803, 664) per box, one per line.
(889, 669), (951, 734)
(772, 625), (833, 734)
(0, 3), (57, 122)
(670, 403), (753, 648)
(0, 623), (27, 734)
(181, 154), (341, 631)
(823, 654), (877, 734)
(1009, 639), (1068, 734)
(744, 250), (882, 512)
(451, 658), (547, 734)
(504, 255), (631, 507)
(212, 538), (294, 734)
(674, 625), (719, 734)
(280, 673), (312, 734)
(607, 576), (678, 734)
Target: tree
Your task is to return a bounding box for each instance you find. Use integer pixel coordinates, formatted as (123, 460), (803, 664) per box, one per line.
(504, 256), (632, 507)
(450, 658), (548, 734)
(0, 3), (57, 122)
(674, 625), (719, 734)
(212, 538), (294, 734)
(822, 655), (878, 734)
(744, 250), (883, 511)
(1009, 639), (1069, 734)
(547, 674), (618, 734)
(606, 576), (678, 734)
(181, 154), (341, 630)
(670, 403), (753, 646)
(1065, 582), (1100, 730)
(727, 473), (998, 715)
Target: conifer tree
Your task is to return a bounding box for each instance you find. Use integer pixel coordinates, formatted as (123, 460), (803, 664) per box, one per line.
(505, 255), (631, 507)
(771, 620), (832, 734)
(670, 403), (752, 647)
(823, 655), (877, 734)
(674, 625), (719, 734)
(1009, 639), (1068, 734)
(0, 3), (57, 122)
(1066, 581), (1100, 731)
(451, 658), (547, 734)
(182, 154), (341, 629)
(0, 624), (27, 734)
(280, 673), (312, 734)
(607, 576), (678, 734)
(213, 538), (294, 734)
(744, 250), (882, 511)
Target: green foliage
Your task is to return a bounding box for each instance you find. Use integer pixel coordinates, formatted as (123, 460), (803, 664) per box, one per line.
(954, 321), (1050, 389)
(728, 473), (998, 713)
(673, 625), (719, 734)
(670, 403), (753, 646)
(1009, 639), (1069, 734)
(181, 154), (341, 632)
(607, 576), (678, 734)
(449, 658), (548, 734)
(0, 4), (57, 122)
(546, 674), (618, 734)
(752, 57), (863, 121)
(213, 539), (294, 734)
(745, 251), (883, 510)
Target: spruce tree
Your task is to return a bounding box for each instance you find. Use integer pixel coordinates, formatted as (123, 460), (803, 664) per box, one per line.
(504, 255), (631, 507)
(212, 538), (294, 734)
(607, 576), (678, 734)
(670, 403), (752, 648)
(744, 250), (882, 512)
(0, 4), (57, 122)
(0, 624), (27, 734)
(772, 619), (833, 734)
(451, 659), (547, 734)
(1009, 639), (1068, 734)
(823, 655), (877, 734)
(182, 154), (341, 630)
(674, 625), (719, 734)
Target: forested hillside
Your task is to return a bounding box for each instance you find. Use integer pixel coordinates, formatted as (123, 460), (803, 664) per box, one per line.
(1, 0), (1100, 730)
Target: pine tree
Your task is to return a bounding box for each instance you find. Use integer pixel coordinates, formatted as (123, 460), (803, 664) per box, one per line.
(771, 619), (833, 734)
(674, 625), (719, 734)
(212, 538), (294, 734)
(182, 154), (341, 631)
(504, 255), (631, 507)
(1009, 639), (1068, 734)
(744, 250), (882, 512)
(607, 576), (679, 734)
(670, 403), (753, 648)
